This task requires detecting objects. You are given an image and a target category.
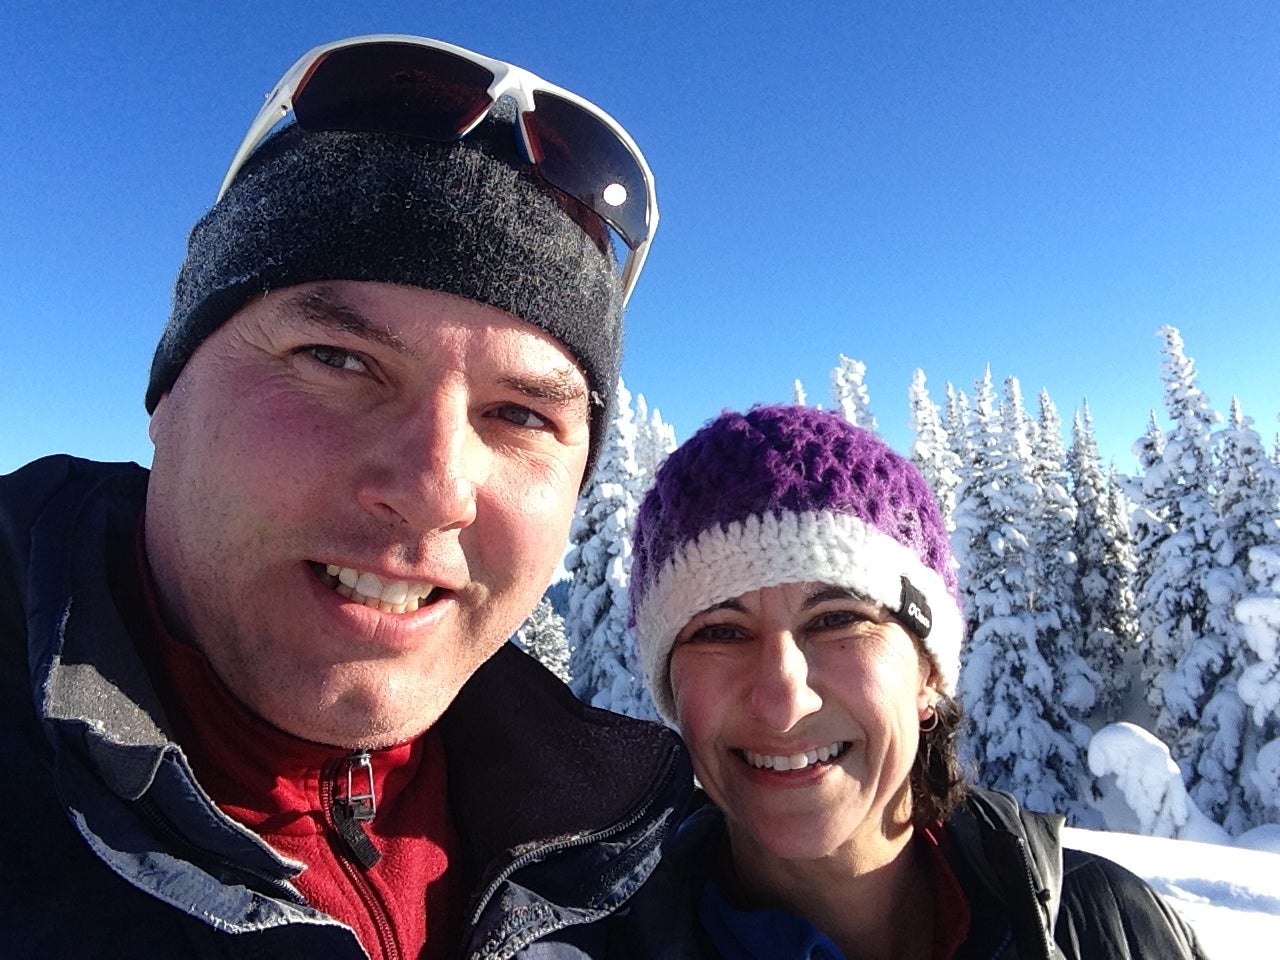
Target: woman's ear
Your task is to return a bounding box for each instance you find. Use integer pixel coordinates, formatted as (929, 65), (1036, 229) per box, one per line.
(917, 657), (942, 719)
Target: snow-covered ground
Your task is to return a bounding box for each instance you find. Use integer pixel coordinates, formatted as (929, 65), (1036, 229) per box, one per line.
(1064, 826), (1280, 955)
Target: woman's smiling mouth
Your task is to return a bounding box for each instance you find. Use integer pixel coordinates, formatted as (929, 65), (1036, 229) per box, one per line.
(741, 741), (850, 772)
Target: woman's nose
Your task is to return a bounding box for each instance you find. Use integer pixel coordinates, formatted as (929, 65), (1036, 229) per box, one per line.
(744, 632), (823, 732)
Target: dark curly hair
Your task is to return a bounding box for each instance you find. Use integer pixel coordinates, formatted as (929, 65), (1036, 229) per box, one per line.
(908, 645), (969, 828)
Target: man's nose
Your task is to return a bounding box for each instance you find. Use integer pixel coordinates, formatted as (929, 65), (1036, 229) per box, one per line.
(355, 399), (483, 532)
(744, 632), (823, 733)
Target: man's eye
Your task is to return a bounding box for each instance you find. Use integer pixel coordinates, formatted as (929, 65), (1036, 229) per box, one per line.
(491, 405), (549, 429)
(305, 345), (367, 373)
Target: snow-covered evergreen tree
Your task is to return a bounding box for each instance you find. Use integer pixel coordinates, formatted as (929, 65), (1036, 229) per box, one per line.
(632, 392), (677, 490)
(1208, 398), (1280, 830)
(953, 370), (1092, 820)
(830, 354), (877, 430)
(1237, 543), (1280, 818)
(564, 378), (658, 720)
(1136, 327), (1234, 825)
(792, 379), (807, 406)
(1104, 465), (1144, 655)
(1129, 410), (1171, 715)
(1029, 389), (1099, 763)
(514, 597), (572, 682)
(1068, 402), (1140, 722)
(1030, 389), (1080, 623)
(908, 368), (960, 532)
(945, 383), (972, 466)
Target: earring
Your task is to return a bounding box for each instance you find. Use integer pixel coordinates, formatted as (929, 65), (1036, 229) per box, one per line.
(919, 706), (939, 733)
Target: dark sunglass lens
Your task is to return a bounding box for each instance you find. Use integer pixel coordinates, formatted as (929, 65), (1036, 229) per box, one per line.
(294, 42), (495, 140)
(525, 92), (649, 247)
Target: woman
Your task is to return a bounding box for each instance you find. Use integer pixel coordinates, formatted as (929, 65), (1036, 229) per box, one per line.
(622, 405), (1206, 960)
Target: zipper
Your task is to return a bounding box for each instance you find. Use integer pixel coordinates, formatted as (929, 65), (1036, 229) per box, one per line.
(321, 750), (400, 960)
(1010, 836), (1056, 959)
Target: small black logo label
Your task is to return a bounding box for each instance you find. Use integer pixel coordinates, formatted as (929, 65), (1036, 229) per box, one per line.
(898, 577), (933, 639)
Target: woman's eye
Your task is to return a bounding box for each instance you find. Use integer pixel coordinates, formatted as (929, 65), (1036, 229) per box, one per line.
(808, 610), (864, 632)
(682, 622), (747, 645)
(305, 345), (367, 373)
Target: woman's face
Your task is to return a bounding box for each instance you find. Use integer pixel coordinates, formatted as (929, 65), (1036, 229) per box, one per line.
(669, 581), (938, 867)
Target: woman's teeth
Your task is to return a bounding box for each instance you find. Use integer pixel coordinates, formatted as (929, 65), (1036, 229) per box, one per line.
(743, 741), (849, 771)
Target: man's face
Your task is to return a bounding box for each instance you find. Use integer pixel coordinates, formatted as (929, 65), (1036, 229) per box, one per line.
(145, 280), (590, 748)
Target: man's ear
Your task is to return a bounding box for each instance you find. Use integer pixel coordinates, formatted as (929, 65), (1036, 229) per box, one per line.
(147, 392), (171, 444)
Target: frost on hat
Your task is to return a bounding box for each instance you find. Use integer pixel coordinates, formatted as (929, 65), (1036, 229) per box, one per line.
(629, 404), (963, 724)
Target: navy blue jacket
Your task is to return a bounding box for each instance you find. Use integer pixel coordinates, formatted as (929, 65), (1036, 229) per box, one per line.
(0, 456), (692, 959)
(612, 791), (1209, 959)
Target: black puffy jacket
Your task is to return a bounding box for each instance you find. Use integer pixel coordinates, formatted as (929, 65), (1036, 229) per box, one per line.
(612, 789), (1209, 959)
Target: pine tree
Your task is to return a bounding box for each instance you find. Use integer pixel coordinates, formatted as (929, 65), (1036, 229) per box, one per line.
(1128, 410), (1171, 724)
(1137, 327), (1233, 823)
(514, 598), (572, 682)
(830, 354), (877, 430)
(945, 383), (972, 465)
(1030, 391), (1100, 749)
(564, 378), (658, 720)
(953, 371), (1091, 819)
(1205, 398), (1280, 830)
(1068, 403), (1140, 722)
(1237, 540), (1280, 817)
(792, 379), (807, 406)
(908, 369), (960, 531)
(632, 392), (677, 490)
(1104, 466), (1144, 656)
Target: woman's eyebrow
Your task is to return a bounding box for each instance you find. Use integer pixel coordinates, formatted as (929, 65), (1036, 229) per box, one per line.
(802, 585), (868, 610)
(694, 597), (747, 616)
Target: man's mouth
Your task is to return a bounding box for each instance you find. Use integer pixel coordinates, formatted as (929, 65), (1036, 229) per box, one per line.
(742, 741), (849, 772)
(315, 563), (438, 614)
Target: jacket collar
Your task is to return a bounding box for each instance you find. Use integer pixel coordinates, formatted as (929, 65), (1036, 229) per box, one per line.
(441, 642), (690, 894)
(950, 787), (1065, 959)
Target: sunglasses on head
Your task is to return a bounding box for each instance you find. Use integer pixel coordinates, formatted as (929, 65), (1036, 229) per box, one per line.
(219, 34), (658, 305)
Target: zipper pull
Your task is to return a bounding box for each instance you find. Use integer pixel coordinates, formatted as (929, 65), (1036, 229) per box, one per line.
(330, 750), (381, 869)
(345, 750), (377, 822)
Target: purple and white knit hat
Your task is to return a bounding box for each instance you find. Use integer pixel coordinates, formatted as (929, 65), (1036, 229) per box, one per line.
(629, 404), (963, 724)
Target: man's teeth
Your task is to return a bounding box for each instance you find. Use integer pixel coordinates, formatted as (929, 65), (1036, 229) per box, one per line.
(324, 565), (436, 614)
(744, 742), (849, 771)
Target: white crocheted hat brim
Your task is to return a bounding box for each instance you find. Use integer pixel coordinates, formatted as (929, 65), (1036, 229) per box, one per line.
(633, 509), (963, 725)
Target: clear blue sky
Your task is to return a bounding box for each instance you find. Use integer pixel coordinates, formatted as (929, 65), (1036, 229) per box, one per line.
(3, 1), (1277, 475)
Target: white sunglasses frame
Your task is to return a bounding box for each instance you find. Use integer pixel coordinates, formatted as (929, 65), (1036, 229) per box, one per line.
(218, 34), (657, 305)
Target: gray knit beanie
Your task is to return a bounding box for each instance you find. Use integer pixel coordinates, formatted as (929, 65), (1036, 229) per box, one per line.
(146, 113), (623, 477)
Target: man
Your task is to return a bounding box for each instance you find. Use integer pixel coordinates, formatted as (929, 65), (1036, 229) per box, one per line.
(0, 35), (688, 959)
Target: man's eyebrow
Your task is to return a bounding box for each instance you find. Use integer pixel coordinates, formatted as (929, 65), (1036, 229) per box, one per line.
(496, 369), (588, 407)
(277, 286), (407, 352)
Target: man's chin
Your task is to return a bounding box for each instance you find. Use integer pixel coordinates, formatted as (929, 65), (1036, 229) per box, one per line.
(252, 683), (455, 750)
